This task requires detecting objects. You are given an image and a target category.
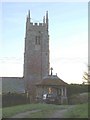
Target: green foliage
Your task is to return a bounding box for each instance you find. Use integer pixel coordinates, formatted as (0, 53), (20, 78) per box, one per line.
(88, 94), (90, 117)
(65, 103), (88, 118)
(67, 84), (88, 97)
(67, 84), (88, 104)
(2, 93), (29, 107)
(69, 93), (88, 104)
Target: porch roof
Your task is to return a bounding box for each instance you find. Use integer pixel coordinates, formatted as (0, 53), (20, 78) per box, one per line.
(36, 75), (68, 86)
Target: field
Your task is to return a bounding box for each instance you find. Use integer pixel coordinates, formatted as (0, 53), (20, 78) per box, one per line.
(65, 103), (88, 118)
(2, 103), (88, 118)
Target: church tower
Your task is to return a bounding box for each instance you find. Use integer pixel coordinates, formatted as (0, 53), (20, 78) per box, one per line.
(24, 10), (49, 100)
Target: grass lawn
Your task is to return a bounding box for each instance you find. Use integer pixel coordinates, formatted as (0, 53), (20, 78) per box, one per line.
(65, 103), (88, 118)
(0, 108), (2, 119)
(2, 103), (68, 118)
(2, 103), (89, 118)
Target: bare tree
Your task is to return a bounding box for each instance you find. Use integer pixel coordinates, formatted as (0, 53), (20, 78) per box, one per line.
(83, 70), (90, 85)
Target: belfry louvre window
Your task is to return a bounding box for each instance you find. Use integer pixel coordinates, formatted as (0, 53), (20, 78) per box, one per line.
(38, 36), (40, 45)
(35, 36), (38, 44)
(35, 36), (40, 45)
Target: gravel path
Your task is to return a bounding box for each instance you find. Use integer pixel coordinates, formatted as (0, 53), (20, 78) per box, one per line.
(11, 110), (41, 118)
(48, 105), (74, 118)
(48, 109), (68, 118)
(10, 105), (74, 118)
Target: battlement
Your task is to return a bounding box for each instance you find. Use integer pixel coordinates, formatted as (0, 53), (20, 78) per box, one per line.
(30, 22), (44, 26)
(26, 10), (48, 31)
(30, 22), (33, 25)
(39, 23), (43, 26)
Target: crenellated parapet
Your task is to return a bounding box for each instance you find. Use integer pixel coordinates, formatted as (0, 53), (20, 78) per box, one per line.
(26, 10), (48, 32)
(30, 22), (43, 26)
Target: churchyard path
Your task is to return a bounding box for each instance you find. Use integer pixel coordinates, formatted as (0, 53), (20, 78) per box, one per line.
(11, 105), (74, 118)
(11, 109), (41, 118)
(48, 105), (74, 118)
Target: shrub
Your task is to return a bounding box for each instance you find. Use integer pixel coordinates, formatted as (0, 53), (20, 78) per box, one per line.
(69, 92), (88, 104)
(67, 84), (88, 97)
(2, 92), (29, 107)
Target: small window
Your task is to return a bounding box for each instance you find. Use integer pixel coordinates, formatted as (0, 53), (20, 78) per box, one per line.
(38, 39), (40, 45)
(35, 36), (40, 45)
(35, 36), (38, 44)
(38, 36), (40, 45)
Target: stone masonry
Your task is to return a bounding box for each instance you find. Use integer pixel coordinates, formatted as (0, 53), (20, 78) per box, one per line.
(24, 11), (50, 101)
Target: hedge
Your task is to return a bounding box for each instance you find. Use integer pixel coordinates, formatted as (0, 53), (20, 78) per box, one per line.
(2, 92), (30, 107)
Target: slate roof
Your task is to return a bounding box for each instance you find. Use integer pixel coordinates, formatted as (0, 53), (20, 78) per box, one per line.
(1, 77), (25, 93)
(36, 75), (68, 86)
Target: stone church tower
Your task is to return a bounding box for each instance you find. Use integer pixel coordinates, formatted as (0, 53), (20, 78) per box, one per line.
(24, 10), (49, 101)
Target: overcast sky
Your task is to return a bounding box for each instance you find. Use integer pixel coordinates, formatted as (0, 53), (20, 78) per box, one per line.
(0, 2), (88, 84)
